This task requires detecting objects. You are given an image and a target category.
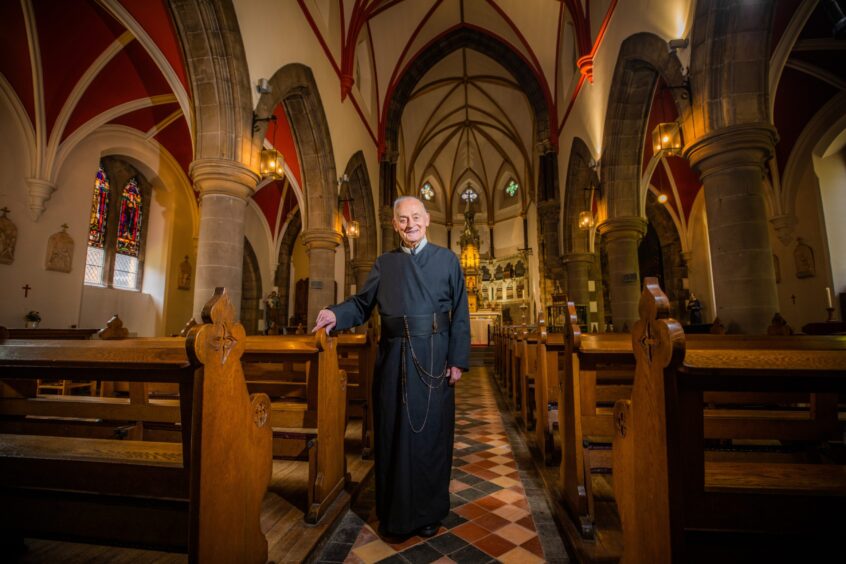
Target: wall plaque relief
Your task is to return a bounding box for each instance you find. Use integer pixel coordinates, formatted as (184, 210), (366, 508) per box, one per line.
(45, 224), (74, 273)
(0, 207), (17, 265)
(793, 237), (815, 279)
(178, 255), (192, 290)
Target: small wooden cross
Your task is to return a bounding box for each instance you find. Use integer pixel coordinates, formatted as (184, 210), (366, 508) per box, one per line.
(22, 284), (31, 297)
(1, 206), (9, 215)
(61, 223), (69, 230)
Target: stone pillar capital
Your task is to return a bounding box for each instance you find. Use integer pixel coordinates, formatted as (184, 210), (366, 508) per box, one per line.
(25, 178), (56, 220)
(352, 258), (375, 273)
(562, 252), (594, 266)
(190, 158), (259, 199)
(683, 123), (778, 180)
(596, 216), (647, 241)
(770, 214), (798, 246)
(301, 228), (343, 251)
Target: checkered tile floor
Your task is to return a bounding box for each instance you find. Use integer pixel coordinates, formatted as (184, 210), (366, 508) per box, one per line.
(316, 363), (559, 563)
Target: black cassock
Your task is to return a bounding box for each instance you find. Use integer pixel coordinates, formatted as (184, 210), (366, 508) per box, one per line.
(329, 242), (470, 535)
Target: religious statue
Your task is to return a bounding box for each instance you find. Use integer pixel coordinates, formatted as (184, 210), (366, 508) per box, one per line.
(0, 207), (17, 265)
(264, 290), (282, 334)
(45, 224), (74, 273)
(686, 294), (703, 325)
(766, 312), (793, 336)
(793, 237), (815, 279)
(178, 255), (192, 290)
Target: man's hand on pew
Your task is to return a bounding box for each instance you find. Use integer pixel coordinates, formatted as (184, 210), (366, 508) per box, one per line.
(448, 366), (462, 386)
(313, 309), (337, 334)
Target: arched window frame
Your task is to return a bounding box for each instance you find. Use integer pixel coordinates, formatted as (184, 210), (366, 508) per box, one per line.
(419, 181), (435, 201)
(505, 178), (519, 197)
(84, 158), (151, 291)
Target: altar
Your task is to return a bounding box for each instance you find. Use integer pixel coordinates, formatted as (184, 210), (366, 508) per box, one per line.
(469, 311), (498, 345)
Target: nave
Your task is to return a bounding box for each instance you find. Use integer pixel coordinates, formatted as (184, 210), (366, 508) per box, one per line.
(315, 355), (569, 564)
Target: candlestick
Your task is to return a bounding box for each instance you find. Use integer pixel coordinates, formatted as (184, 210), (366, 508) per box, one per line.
(825, 287), (833, 309)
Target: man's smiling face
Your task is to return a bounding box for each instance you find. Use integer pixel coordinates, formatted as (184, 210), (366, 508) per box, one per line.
(392, 197), (430, 248)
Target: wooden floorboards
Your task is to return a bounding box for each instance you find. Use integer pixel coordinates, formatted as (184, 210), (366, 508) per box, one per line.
(11, 421), (374, 563)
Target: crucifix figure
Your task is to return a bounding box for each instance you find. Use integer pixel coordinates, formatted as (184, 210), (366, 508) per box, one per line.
(22, 284), (31, 297)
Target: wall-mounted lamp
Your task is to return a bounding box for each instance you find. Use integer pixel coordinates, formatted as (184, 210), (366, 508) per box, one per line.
(579, 179), (601, 231)
(255, 114), (285, 180)
(657, 193), (669, 204)
(338, 175), (360, 239)
(651, 121), (683, 157)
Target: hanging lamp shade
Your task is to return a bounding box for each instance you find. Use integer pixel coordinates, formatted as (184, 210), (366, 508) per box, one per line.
(346, 219), (360, 239)
(651, 122), (682, 156)
(260, 147), (285, 180)
(578, 210), (594, 231)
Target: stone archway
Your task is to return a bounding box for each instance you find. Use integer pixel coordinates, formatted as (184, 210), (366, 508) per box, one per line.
(343, 150), (378, 286)
(599, 32), (689, 330)
(643, 192), (684, 319)
(254, 64), (342, 327)
(275, 213), (302, 329)
(380, 26), (555, 254)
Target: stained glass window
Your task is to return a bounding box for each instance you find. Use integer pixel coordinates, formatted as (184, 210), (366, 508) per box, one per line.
(88, 165), (110, 248)
(505, 179), (519, 197)
(461, 187), (478, 203)
(116, 177), (142, 257)
(420, 182), (434, 201)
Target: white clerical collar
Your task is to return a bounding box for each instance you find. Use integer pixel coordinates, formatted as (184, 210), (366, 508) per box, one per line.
(401, 237), (427, 255)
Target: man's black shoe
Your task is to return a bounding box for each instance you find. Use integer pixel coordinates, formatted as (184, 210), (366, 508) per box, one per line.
(417, 523), (440, 538)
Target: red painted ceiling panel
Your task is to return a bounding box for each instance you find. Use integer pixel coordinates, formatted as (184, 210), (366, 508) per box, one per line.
(278, 187), (300, 238)
(152, 116), (193, 177)
(108, 102), (180, 133)
(36, 0), (126, 137)
(253, 181), (285, 234)
(773, 66), (837, 176)
(270, 104), (302, 187)
(770, 0), (803, 56)
(121, 0), (189, 91)
(665, 156), (701, 221)
(0, 1), (34, 123)
(63, 40), (172, 141)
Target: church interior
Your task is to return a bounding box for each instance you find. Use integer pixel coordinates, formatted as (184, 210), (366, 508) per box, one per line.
(1, 0), (845, 562)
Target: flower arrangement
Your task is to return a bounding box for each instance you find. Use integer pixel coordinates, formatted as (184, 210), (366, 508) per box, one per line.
(25, 310), (41, 322)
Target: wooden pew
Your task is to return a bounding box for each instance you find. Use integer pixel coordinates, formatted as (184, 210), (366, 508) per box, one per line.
(535, 314), (567, 465)
(559, 295), (846, 540)
(337, 328), (376, 458)
(241, 332), (347, 524)
(518, 328), (540, 429)
(613, 278), (846, 562)
(0, 288), (272, 562)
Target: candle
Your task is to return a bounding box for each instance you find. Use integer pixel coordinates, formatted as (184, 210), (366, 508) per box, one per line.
(825, 287), (833, 309)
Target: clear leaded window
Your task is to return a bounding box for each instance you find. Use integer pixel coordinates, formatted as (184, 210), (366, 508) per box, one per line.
(505, 179), (519, 197)
(420, 181), (434, 201)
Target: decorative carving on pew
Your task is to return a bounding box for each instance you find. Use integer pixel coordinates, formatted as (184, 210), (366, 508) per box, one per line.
(251, 394), (270, 428)
(191, 289), (243, 367)
(615, 407), (627, 438)
(98, 314), (129, 340)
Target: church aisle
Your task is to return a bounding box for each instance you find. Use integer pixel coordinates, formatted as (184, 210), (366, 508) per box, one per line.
(316, 360), (569, 563)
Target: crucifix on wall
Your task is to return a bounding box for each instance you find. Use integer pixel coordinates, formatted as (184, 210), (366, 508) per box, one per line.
(22, 284), (31, 297)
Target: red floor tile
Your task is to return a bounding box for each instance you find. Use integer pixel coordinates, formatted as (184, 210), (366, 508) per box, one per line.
(474, 533), (517, 557)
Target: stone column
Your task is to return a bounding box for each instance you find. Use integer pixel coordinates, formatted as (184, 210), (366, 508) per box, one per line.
(684, 124), (778, 334)
(351, 258), (375, 290)
(380, 206), (396, 253)
(190, 158), (258, 320)
(597, 216), (646, 332)
(563, 252), (594, 308)
(302, 229), (344, 329)
(538, 200), (562, 280)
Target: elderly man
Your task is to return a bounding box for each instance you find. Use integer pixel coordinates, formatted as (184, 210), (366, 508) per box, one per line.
(313, 195), (470, 538)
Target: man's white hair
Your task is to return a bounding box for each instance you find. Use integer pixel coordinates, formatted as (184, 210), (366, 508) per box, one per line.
(393, 195), (427, 215)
